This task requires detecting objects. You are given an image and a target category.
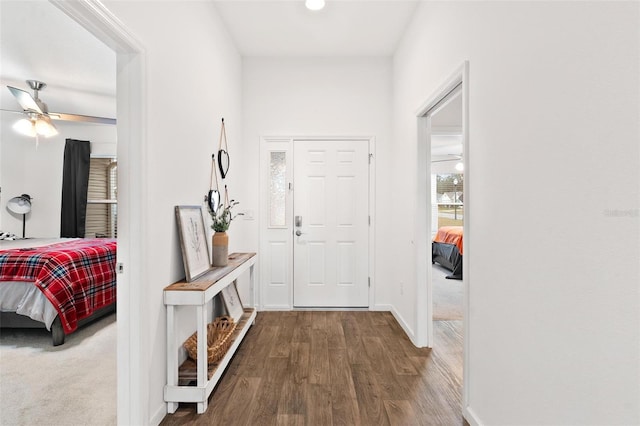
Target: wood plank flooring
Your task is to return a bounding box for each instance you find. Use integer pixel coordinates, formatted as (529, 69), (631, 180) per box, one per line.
(161, 312), (465, 426)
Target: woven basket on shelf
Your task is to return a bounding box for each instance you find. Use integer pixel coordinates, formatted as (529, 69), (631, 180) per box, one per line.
(183, 315), (236, 364)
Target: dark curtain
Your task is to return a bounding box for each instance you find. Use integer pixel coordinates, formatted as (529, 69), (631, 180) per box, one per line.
(60, 139), (91, 237)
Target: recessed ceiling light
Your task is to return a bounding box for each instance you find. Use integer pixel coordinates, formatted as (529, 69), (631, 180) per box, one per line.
(306, 0), (325, 11)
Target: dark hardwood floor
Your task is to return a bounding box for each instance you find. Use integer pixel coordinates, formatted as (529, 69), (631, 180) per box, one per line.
(161, 311), (465, 425)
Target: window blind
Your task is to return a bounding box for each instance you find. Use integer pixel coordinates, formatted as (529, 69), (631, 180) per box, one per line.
(85, 158), (117, 238)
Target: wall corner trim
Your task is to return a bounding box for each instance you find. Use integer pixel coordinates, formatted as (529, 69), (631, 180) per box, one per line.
(150, 404), (167, 426)
(387, 304), (421, 347)
(463, 405), (483, 426)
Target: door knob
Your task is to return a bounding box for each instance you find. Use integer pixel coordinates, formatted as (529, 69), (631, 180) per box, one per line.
(295, 230), (305, 236)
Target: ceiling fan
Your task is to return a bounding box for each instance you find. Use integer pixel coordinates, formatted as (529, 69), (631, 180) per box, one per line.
(431, 154), (462, 163)
(432, 153), (464, 171)
(4, 80), (116, 137)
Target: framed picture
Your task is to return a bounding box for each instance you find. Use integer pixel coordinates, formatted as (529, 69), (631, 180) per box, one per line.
(175, 206), (211, 282)
(221, 281), (244, 322)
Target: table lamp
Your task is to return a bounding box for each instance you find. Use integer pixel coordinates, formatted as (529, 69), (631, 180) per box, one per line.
(7, 194), (32, 238)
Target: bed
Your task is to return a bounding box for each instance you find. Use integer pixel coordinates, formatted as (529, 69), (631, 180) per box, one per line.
(0, 238), (117, 345)
(432, 226), (463, 280)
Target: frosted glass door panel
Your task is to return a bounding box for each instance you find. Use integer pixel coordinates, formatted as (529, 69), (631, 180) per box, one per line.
(269, 152), (287, 227)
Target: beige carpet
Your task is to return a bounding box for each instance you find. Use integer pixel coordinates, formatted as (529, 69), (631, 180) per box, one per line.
(0, 313), (116, 426)
(432, 264), (464, 320)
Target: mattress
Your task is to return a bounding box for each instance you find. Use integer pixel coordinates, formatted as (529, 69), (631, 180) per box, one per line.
(433, 226), (463, 255)
(0, 239), (78, 330)
(432, 226), (463, 280)
(0, 238), (117, 333)
(0, 281), (59, 329)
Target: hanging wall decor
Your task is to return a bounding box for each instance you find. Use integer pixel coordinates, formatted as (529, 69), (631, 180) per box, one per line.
(217, 118), (230, 179)
(207, 153), (221, 214)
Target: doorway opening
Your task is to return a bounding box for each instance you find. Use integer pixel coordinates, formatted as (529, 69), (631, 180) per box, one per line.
(415, 62), (470, 411)
(52, 1), (146, 424)
(430, 89), (464, 322)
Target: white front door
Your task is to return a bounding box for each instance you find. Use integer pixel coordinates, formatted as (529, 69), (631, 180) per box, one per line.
(293, 140), (369, 307)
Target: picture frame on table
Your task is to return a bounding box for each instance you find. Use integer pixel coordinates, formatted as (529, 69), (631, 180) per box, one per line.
(175, 205), (211, 282)
(221, 281), (244, 322)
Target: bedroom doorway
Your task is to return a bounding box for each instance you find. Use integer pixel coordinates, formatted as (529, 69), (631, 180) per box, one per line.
(52, 2), (146, 425)
(415, 61), (469, 410)
(430, 89), (464, 321)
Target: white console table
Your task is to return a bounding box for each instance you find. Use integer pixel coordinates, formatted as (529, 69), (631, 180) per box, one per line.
(164, 252), (257, 414)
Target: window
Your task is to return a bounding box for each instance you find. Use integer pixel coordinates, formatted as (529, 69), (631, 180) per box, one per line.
(436, 173), (463, 227)
(85, 157), (117, 238)
(269, 151), (287, 227)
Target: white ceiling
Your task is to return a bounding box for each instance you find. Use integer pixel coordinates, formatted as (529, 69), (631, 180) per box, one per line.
(431, 92), (463, 166)
(213, 0), (420, 56)
(0, 1), (116, 98)
(0, 0), (419, 115)
(431, 94), (463, 130)
(1, 0), (420, 92)
(2, 0), (463, 162)
(1, 1), (463, 182)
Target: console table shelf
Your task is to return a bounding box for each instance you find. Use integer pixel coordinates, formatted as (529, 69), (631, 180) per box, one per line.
(164, 252), (257, 414)
(176, 308), (255, 386)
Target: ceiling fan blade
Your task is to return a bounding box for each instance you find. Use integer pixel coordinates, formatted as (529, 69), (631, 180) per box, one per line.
(49, 112), (116, 125)
(7, 86), (43, 114)
(0, 108), (26, 116)
(432, 156), (462, 163)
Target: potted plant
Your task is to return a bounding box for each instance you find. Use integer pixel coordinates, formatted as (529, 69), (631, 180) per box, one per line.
(209, 198), (242, 267)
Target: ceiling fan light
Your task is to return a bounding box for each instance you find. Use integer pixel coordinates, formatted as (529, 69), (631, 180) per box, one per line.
(13, 118), (36, 137)
(305, 0), (325, 11)
(35, 117), (58, 137)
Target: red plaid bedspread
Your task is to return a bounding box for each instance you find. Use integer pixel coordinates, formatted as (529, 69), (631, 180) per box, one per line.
(0, 239), (117, 334)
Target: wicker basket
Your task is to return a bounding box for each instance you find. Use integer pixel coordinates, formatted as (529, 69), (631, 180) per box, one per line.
(183, 315), (236, 364)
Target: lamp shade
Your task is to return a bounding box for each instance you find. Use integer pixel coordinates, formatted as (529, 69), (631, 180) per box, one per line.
(12, 116), (58, 138)
(13, 118), (37, 137)
(305, 0), (325, 10)
(7, 194), (32, 214)
(35, 117), (58, 137)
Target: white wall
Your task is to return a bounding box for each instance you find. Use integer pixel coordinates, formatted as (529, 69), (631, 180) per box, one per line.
(101, 2), (242, 424)
(393, 1), (639, 424)
(0, 83), (116, 238)
(0, 0), (118, 236)
(240, 57), (394, 308)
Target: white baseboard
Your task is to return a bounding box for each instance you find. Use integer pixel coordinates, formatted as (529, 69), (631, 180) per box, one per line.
(371, 304), (418, 346)
(261, 306), (376, 311)
(463, 405), (482, 426)
(150, 403), (167, 426)
(260, 305), (292, 310)
(370, 303), (392, 311)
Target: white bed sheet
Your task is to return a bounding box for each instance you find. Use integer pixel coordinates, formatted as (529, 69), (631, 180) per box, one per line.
(0, 237), (78, 250)
(0, 281), (58, 330)
(0, 238), (79, 330)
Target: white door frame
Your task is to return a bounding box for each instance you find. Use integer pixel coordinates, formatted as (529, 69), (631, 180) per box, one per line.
(415, 61), (470, 411)
(51, 1), (147, 424)
(259, 136), (376, 310)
